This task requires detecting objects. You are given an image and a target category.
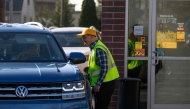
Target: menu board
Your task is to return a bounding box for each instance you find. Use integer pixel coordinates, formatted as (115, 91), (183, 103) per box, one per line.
(176, 31), (185, 42)
(156, 14), (177, 48)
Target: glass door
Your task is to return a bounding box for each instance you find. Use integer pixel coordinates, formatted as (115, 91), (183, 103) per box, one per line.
(151, 0), (190, 109)
(127, 0), (150, 109)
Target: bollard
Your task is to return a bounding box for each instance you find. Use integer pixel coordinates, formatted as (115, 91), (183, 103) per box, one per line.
(117, 78), (141, 109)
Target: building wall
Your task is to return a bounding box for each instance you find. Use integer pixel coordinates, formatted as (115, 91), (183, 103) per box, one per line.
(5, 0), (35, 23)
(101, 0), (126, 108)
(13, 13), (21, 23)
(72, 11), (81, 27)
(21, 0), (35, 23)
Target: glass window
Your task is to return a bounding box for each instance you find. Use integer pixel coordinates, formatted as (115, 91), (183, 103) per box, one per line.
(156, 0), (190, 57)
(155, 0), (190, 104)
(53, 32), (86, 47)
(128, 0), (149, 57)
(0, 33), (66, 61)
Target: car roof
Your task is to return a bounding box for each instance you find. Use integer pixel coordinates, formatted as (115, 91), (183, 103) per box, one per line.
(0, 23), (51, 34)
(51, 27), (87, 33)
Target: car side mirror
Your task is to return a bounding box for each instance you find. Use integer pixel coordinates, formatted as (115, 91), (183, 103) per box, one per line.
(69, 52), (86, 64)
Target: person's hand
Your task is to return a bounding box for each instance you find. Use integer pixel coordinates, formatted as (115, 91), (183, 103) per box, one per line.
(17, 51), (30, 59)
(93, 85), (100, 92)
(19, 51), (30, 56)
(23, 51), (30, 55)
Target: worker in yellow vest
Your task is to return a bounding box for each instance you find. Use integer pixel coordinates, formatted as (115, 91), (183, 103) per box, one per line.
(128, 38), (143, 78)
(128, 24), (143, 78)
(77, 28), (119, 109)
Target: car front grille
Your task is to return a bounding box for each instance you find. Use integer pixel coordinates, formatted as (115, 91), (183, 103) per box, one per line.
(0, 83), (62, 100)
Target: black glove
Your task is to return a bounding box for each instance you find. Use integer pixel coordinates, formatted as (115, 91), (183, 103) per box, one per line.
(83, 67), (89, 73)
(83, 67), (90, 81)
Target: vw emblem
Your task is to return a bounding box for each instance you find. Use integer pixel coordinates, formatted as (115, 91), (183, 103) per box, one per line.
(15, 86), (28, 98)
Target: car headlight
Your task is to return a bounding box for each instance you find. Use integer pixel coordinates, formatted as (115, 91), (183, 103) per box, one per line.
(62, 81), (86, 100)
(62, 81), (85, 91)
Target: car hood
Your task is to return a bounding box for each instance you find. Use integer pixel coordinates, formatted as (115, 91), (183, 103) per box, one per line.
(62, 47), (91, 56)
(0, 62), (82, 83)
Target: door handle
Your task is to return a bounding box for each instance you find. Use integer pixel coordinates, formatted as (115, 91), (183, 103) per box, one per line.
(152, 51), (159, 65)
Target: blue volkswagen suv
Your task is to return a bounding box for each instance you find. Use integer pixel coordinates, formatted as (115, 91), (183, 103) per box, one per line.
(0, 23), (92, 109)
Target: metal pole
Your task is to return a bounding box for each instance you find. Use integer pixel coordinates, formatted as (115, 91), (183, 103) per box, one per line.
(9, 0), (13, 23)
(60, 0), (63, 27)
(60, 0), (64, 27)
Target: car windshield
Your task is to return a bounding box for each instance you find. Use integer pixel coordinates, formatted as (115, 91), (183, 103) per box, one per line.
(0, 33), (66, 61)
(53, 32), (86, 47)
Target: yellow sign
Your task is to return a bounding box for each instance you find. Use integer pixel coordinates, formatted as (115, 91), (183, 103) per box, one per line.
(135, 49), (145, 57)
(176, 31), (185, 42)
(156, 30), (177, 48)
(161, 42), (177, 48)
(156, 42), (162, 48)
(135, 42), (142, 49)
(156, 30), (176, 42)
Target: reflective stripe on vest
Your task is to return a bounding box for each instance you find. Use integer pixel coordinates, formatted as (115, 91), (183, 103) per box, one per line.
(89, 63), (116, 76)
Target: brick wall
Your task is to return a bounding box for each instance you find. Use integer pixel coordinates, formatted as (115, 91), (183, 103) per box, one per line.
(101, 0), (126, 109)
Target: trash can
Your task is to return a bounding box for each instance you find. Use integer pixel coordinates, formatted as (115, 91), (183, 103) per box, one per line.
(117, 78), (141, 109)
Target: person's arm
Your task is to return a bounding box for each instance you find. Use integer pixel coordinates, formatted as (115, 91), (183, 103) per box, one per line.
(96, 48), (108, 86)
(12, 51), (29, 60)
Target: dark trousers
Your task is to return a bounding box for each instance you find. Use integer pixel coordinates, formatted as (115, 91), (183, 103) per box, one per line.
(94, 79), (116, 109)
(128, 66), (142, 78)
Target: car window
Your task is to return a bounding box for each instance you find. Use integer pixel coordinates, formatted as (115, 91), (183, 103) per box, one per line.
(53, 32), (86, 47)
(0, 33), (66, 61)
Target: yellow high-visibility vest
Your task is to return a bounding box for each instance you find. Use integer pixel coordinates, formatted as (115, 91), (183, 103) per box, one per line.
(88, 40), (119, 86)
(128, 39), (143, 69)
